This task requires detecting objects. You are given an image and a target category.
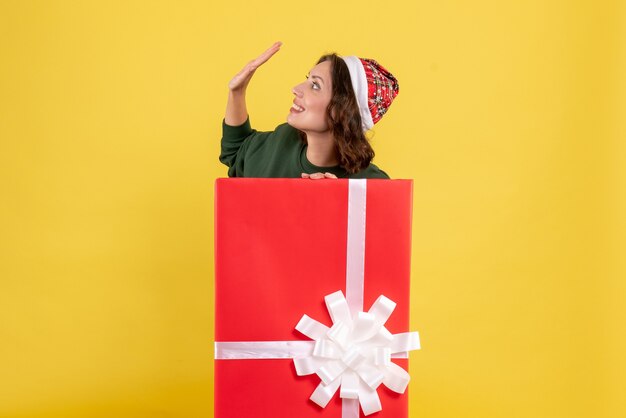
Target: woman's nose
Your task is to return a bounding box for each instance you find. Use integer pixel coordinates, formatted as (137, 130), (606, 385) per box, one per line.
(292, 84), (303, 97)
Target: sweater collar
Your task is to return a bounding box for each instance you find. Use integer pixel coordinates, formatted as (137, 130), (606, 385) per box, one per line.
(299, 145), (349, 178)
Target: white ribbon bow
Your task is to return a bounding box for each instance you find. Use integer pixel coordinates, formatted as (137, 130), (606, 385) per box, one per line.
(293, 290), (421, 416)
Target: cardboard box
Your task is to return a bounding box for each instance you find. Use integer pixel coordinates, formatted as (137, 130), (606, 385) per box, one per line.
(214, 178), (415, 417)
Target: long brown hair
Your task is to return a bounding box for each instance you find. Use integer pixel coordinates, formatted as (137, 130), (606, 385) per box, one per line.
(300, 54), (375, 174)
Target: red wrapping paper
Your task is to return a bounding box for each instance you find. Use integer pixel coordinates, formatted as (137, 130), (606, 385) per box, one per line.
(214, 178), (413, 418)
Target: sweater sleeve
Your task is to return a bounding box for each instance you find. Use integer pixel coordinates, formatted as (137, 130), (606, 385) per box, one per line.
(349, 164), (390, 179)
(219, 117), (255, 177)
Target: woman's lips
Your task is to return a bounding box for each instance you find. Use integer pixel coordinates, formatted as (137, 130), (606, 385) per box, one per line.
(290, 103), (305, 113)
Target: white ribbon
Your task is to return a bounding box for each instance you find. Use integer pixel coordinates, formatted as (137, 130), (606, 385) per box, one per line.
(214, 341), (410, 360)
(294, 291), (420, 416)
(214, 179), (421, 417)
(215, 341), (315, 359)
(345, 179), (367, 315)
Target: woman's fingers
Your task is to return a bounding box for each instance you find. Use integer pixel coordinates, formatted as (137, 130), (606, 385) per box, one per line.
(301, 172), (338, 179)
(229, 41), (282, 92)
(251, 41), (282, 68)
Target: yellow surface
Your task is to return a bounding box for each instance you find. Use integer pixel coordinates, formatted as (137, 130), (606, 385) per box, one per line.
(1, 1), (624, 417)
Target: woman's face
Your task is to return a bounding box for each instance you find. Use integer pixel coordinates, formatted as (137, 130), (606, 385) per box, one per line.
(287, 60), (333, 133)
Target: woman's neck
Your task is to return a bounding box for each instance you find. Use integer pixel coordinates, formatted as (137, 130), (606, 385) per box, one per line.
(305, 131), (338, 167)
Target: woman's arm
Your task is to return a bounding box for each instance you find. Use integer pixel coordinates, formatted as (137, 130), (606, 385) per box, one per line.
(225, 41), (282, 126)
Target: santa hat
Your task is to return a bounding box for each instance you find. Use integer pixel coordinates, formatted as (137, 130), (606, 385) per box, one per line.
(341, 56), (399, 131)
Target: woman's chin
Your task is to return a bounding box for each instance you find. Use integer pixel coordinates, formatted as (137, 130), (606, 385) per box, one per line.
(286, 114), (300, 129)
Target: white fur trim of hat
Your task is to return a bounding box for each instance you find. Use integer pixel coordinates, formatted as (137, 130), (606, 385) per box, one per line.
(341, 56), (375, 132)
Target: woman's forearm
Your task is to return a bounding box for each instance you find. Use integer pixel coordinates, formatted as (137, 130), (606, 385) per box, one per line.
(225, 90), (248, 126)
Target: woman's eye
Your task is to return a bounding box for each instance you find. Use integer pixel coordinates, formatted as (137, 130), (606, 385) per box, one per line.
(305, 75), (320, 90)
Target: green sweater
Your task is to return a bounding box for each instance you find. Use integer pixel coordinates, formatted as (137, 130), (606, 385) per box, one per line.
(220, 118), (389, 179)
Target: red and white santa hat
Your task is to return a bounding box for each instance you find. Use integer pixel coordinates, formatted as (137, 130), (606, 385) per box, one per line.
(341, 56), (399, 131)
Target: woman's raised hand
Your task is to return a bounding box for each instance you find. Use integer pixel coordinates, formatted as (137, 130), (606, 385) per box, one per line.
(228, 42), (282, 92)
(225, 42), (282, 125)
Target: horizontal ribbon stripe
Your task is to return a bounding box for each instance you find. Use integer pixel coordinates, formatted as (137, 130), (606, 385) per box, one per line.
(214, 341), (411, 360)
(214, 341), (314, 359)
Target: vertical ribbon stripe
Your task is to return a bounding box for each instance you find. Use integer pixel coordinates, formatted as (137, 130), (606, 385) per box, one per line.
(345, 179), (367, 316)
(343, 179), (367, 418)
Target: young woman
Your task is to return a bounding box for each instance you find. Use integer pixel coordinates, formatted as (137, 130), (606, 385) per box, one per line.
(220, 42), (399, 179)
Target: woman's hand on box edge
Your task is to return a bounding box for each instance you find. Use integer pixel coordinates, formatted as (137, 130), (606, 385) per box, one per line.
(301, 172), (338, 179)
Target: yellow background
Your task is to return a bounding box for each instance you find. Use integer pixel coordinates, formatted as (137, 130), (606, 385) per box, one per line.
(1, 1), (624, 417)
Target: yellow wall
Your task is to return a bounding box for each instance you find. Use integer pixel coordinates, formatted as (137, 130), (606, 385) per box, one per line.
(1, 1), (624, 417)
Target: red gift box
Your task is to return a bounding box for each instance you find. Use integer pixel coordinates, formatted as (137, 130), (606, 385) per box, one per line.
(214, 178), (417, 418)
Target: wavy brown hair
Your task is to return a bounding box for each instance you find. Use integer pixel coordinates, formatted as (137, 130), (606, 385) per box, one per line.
(300, 54), (375, 174)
